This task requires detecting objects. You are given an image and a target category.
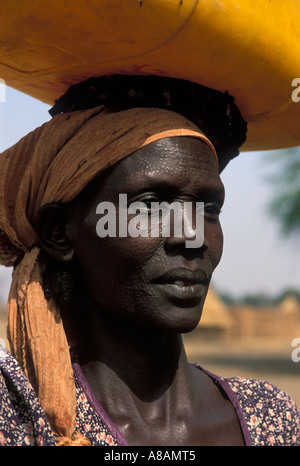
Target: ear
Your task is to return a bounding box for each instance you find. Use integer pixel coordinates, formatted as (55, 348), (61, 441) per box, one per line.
(37, 203), (75, 263)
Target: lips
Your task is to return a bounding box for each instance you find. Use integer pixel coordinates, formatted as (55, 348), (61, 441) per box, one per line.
(152, 267), (210, 305)
(154, 268), (210, 287)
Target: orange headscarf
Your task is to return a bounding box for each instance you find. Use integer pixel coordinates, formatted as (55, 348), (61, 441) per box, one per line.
(0, 106), (217, 444)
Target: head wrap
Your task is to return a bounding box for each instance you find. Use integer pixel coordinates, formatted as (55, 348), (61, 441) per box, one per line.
(0, 106), (217, 444)
(49, 75), (247, 172)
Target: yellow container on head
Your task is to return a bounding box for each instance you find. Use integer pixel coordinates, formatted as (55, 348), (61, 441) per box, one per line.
(0, 0), (299, 151)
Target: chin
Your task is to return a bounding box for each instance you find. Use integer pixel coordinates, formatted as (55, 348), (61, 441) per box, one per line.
(154, 304), (204, 335)
(174, 315), (203, 335)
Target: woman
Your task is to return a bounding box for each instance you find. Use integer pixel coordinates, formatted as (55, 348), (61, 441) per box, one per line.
(0, 76), (299, 446)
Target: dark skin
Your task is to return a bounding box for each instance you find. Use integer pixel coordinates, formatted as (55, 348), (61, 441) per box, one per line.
(37, 136), (245, 446)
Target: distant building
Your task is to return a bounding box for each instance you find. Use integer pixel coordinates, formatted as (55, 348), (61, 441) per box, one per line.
(228, 295), (300, 341)
(197, 288), (233, 339)
(198, 288), (300, 342)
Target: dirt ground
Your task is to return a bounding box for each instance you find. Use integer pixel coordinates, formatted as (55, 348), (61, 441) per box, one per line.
(1, 315), (299, 408)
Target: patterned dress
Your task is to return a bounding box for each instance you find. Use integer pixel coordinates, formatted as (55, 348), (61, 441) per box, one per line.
(0, 344), (299, 446)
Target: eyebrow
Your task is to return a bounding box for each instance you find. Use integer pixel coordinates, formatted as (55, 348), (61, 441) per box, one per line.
(123, 173), (225, 201)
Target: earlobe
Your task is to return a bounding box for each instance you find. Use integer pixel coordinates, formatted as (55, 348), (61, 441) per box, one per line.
(37, 203), (75, 263)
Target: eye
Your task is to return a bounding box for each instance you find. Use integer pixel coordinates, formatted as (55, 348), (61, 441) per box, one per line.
(128, 193), (162, 215)
(143, 198), (156, 208)
(129, 193), (160, 205)
(128, 193), (161, 210)
(204, 202), (222, 219)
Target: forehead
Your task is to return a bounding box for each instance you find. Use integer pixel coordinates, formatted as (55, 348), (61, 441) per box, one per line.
(103, 136), (220, 191)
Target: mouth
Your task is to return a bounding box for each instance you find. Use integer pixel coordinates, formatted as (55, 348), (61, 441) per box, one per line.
(173, 281), (194, 287)
(153, 268), (210, 304)
(154, 268), (210, 287)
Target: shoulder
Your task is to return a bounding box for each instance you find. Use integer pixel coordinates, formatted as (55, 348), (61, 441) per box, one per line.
(0, 344), (55, 446)
(223, 375), (300, 446)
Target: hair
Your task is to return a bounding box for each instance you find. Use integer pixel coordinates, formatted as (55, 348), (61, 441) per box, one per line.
(49, 75), (247, 172)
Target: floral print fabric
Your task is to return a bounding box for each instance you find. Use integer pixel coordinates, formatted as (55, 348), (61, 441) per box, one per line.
(220, 375), (300, 445)
(0, 344), (299, 446)
(0, 345), (55, 446)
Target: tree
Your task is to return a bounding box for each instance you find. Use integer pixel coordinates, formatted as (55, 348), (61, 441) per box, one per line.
(265, 147), (300, 237)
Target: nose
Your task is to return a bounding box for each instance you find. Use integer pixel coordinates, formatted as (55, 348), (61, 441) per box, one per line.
(164, 232), (209, 250)
(163, 202), (208, 250)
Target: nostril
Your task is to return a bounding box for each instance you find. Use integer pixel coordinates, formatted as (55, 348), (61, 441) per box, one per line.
(164, 234), (209, 251)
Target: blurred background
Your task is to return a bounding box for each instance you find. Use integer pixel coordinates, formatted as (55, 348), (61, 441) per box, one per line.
(0, 85), (300, 405)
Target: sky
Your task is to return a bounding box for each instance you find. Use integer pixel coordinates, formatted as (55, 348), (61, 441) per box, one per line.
(0, 85), (299, 304)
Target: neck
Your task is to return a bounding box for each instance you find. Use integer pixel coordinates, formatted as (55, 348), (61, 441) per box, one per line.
(74, 299), (195, 411)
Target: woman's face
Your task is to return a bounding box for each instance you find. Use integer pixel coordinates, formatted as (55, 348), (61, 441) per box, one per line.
(67, 136), (225, 333)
